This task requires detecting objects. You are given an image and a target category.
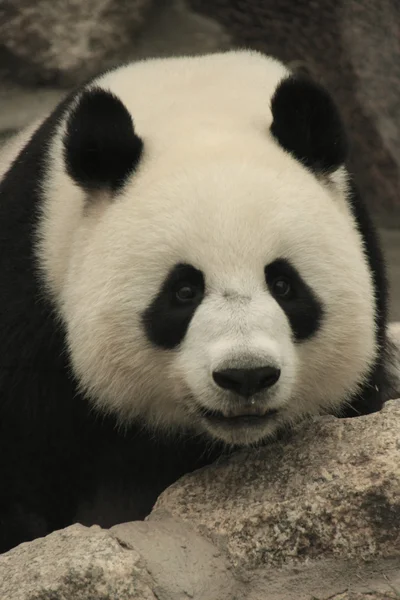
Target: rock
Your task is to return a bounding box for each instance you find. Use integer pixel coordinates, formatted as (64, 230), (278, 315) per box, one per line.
(382, 236), (400, 322)
(329, 594), (398, 600)
(388, 322), (400, 398)
(0, 0), (230, 89)
(0, 517), (238, 599)
(0, 86), (64, 134)
(188, 0), (400, 228)
(154, 401), (400, 572)
(131, 0), (231, 62)
(0, 0), (155, 87)
(111, 516), (238, 600)
(0, 523), (157, 600)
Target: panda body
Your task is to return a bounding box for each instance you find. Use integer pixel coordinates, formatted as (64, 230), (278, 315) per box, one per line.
(0, 50), (391, 553)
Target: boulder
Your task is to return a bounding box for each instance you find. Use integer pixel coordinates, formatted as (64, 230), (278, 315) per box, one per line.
(154, 401), (400, 571)
(0, 0), (155, 86)
(0, 517), (237, 600)
(0, 523), (157, 600)
(0, 0), (230, 89)
(152, 400), (400, 598)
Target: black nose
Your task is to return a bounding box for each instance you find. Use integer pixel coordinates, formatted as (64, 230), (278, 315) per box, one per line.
(212, 366), (281, 397)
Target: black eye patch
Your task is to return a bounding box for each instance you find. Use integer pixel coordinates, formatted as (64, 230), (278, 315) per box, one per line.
(142, 263), (205, 349)
(265, 259), (324, 340)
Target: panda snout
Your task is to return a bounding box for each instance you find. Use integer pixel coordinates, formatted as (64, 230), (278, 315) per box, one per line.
(212, 366), (281, 397)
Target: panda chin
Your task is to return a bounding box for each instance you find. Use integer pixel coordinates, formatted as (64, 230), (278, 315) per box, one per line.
(197, 405), (280, 445)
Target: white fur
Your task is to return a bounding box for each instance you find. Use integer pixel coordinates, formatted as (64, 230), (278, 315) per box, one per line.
(4, 50), (377, 445)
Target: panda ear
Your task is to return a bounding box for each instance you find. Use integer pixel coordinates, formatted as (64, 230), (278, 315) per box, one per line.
(63, 87), (143, 193)
(270, 75), (347, 173)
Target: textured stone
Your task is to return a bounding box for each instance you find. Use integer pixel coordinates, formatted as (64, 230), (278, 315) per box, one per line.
(0, 524), (157, 600)
(154, 400), (400, 571)
(0, 86), (64, 134)
(188, 0), (400, 227)
(0, 518), (239, 600)
(0, 0), (230, 88)
(382, 235), (400, 322)
(111, 516), (239, 600)
(329, 594), (397, 600)
(0, 0), (154, 86)
(131, 0), (231, 62)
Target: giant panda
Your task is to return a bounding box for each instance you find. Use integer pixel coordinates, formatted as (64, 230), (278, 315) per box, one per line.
(0, 50), (393, 554)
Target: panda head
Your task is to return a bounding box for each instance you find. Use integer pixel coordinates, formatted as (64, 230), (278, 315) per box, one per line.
(41, 51), (377, 446)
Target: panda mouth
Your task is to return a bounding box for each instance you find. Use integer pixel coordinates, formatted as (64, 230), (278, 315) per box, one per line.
(198, 405), (279, 428)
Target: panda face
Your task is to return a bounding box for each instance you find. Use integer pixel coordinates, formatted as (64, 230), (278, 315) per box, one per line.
(58, 158), (376, 446)
(142, 257), (311, 445)
(40, 51), (378, 446)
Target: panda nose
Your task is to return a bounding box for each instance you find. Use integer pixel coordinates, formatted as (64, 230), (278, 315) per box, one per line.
(212, 366), (281, 397)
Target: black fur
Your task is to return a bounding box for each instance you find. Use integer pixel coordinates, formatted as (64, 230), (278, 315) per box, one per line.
(265, 259), (324, 341)
(0, 93), (218, 554)
(270, 75), (347, 173)
(143, 264), (205, 349)
(340, 181), (391, 417)
(64, 88), (143, 192)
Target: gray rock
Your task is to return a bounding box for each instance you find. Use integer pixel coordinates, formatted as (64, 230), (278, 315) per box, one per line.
(111, 516), (239, 600)
(154, 400), (400, 573)
(0, 86), (64, 134)
(327, 593), (398, 600)
(0, 0), (230, 89)
(131, 0), (231, 62)
(0, 518), (239, 600)
(0, 0), (155, 86)
(0, 523), (157, 599)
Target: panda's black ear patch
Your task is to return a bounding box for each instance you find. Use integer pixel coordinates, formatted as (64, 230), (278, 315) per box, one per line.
(270, 75), (347, 173)
(64, 87), (143, 192)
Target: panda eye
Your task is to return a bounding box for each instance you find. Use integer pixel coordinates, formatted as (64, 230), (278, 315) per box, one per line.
(175, 284), (198, 303)
(271, 277), (293, 300)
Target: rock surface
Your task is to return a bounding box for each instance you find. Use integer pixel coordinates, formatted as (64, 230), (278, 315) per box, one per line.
(0, 517), (238, 600)
(0, 0), (230, 88)
(0, 523), (158, 599)
(154, 401), (400, 571)
(0, 0), (154, 86)
(111, 516), (238, 600)
(0, 0), (155, 87)
(329, 594), (398, 600)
